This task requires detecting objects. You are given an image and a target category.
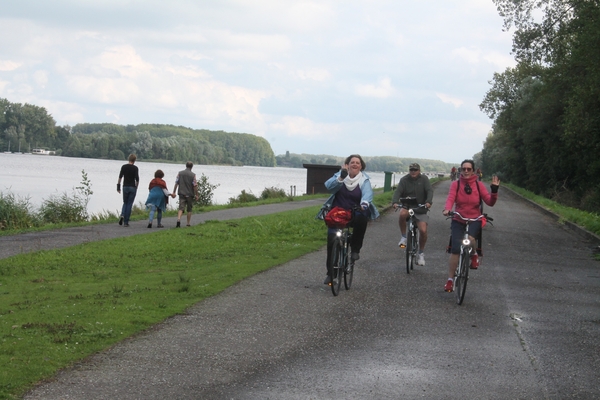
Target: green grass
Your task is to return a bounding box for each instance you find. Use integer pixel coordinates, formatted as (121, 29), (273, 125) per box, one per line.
(0, 206), (326, 399)
(0, 194), (328, 238)
(504, 183), (600, 236)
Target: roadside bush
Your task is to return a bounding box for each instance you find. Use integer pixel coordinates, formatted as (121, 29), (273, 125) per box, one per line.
(39, 192), (88, 223)
(228, 190), (259, 204)
(260, 186), (287, 200)
(196, 173), (220, 207)
(38, 170), (93, 224)
(0, 193), (40, 230)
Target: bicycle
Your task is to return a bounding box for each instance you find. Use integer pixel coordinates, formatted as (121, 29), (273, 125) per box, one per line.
(394, 197), (427, 274)
(329, 222), (355, 296)
(446, 211), (492, 305)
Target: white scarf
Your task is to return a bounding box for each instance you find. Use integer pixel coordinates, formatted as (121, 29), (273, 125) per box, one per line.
(343, 171), (362, 191)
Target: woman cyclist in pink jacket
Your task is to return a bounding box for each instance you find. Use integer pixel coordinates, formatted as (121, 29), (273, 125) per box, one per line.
(442, 159), (500, 292)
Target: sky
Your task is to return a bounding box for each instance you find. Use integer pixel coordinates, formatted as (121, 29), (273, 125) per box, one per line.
(0, 0), (516, 164)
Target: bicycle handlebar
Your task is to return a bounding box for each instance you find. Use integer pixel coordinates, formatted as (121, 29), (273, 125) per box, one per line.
(393, 197), (428, 212)
(446, 211), (493, 222)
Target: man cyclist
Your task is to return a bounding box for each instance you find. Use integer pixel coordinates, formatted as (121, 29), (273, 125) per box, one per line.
(392, 163), (433, 266)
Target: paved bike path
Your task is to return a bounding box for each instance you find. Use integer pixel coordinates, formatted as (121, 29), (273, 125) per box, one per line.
(20, 183), (600, 399)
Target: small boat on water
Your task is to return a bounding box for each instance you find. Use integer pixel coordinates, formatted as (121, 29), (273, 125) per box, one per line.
(31, 148), (56, 155)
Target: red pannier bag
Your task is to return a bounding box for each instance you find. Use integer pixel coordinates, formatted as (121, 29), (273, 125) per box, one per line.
(324, 206), (353, 229)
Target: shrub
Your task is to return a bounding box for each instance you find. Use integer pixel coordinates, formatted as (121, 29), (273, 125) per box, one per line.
(39, 192), (88, 223)
(38, 170), (93, 224)
(228, 190), (258, 204)
(0, 193), (40, 230)
(196, 173), (219, 207)
(260, 186), (287, 200)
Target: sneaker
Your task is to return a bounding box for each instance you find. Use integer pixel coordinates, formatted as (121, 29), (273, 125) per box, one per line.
(123, 224), (129, 227)
(398, 236), (407, 248)
(118, 216), (124, 226)
(147, 223), (152, 228)
(176, 221), (181, 228)
(351, 252), (360, 261)
(323, 275), (332, 285)
(416, 253), (425, 266)
(444, 279), (454, 292)
(470, 254), (479, 269)
(157, 224), (164, 228)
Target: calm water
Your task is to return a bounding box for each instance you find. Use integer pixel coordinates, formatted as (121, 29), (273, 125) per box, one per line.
(1, 154), (386, 215)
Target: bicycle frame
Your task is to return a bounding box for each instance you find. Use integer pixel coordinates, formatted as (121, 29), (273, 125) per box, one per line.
(395, 198), (427, 274)
(448, 211), (487, 305)
(330, 225), (354, 296)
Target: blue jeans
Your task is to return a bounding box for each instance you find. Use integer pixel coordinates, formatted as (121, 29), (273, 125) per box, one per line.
(148, 205), (162, 225)
(121, 186), (137, 224)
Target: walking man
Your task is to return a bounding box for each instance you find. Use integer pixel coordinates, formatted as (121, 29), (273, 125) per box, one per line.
(117, 153), (139, 227)
(171, 161), (199, 227)
(391, 163), (433, 266)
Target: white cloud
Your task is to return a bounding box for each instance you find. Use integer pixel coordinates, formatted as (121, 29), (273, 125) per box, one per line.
(355, 77), (394, 98)
(33, 70), (48, 88)
(452, 47), (481, 64)
(483, 51), (517, 70)
(0, 60), (21, 71)
(269, 116), (341, 140)
(96, 45), (154, 78)
(436, 93), (464, 108)
(292, 68), (331, 82)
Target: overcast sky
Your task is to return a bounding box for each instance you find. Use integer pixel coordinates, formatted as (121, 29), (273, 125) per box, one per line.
(0, 0), (515, 164)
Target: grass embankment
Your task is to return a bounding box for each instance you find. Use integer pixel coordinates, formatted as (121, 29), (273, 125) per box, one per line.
(0, 205), (330, 399)
(504, 183), (600, 237)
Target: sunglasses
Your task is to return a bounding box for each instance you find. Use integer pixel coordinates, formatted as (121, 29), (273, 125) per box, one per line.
(461, 167), (473, 172)
(409, 168), (419, 172)
(464, 183), (472, 194)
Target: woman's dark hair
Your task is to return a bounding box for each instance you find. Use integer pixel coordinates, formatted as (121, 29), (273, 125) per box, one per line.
(154, 169), (164, 178)
(345, 154), (366, 171)
(461, 159), (475, 170)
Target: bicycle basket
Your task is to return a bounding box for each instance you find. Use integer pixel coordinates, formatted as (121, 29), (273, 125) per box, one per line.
(324, 206), (353, 228)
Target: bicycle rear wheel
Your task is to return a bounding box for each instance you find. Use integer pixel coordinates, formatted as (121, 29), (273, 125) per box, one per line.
(455, 250), (470, 305)
(405, 227), (414, 274)
(331, 239), (343, 296)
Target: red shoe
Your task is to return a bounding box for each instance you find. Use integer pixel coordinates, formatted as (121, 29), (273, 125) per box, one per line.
(444, 279), (454, 292)
(470, 254), (479, 269)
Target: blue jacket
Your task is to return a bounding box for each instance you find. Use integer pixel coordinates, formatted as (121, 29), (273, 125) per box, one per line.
(145, 186), (167, 211)
(319, 171), (380, 220)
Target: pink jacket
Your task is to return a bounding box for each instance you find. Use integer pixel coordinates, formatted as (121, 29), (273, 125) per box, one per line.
(444, 174), (497, 221)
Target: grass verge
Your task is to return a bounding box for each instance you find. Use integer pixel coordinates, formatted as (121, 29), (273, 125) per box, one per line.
(0, 206), (325, 399)
(504, 183), (600, 237)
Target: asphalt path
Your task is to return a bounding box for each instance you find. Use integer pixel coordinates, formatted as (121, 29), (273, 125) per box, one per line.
(21, 181), (600, 399)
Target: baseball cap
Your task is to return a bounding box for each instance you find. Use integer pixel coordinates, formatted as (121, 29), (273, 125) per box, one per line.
(409, 163), (420, 170)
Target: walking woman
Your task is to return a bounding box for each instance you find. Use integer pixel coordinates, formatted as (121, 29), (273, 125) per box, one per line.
(145, 169), (174, 228)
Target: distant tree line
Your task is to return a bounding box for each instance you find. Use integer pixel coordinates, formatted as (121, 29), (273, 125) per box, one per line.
(0, 99), (275, 167)
(275, 151), (455, 173)
(479, 0), (600, 213)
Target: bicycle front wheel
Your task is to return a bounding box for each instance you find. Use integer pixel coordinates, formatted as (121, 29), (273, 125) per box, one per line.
(331, 239), (343, 296)
(455, 250), (470, 305)
(344, 253), (354, 290)
(405, 229), (414, 274)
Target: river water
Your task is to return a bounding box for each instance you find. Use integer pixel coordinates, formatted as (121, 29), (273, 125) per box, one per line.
(1, 154), (386, 216)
